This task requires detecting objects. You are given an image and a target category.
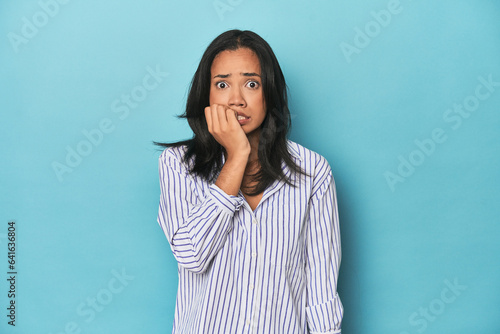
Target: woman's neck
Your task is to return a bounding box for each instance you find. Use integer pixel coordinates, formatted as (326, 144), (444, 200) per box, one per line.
(247, 130), (260, 162)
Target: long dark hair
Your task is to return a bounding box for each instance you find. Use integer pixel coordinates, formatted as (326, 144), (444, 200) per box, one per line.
(155, 29), (309, 196)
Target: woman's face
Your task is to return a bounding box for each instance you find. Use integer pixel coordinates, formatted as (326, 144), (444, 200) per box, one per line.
(209, 47), (266, 139)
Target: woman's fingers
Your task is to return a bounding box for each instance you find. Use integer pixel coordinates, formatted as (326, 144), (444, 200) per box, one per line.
(227, 108), (239, 127)
(209, 104), (222, 134)
(204, 106), (212, 132)
(204, 104), (250, 155)
(207, 104), (233, 133)
(216, 104), (229, 130)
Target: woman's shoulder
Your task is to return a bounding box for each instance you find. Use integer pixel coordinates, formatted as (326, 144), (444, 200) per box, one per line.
(159, 144), (188, 160)
(286, 140), (336, 196)
(286, 139), (333, 176)
(159, 144), (192, 174)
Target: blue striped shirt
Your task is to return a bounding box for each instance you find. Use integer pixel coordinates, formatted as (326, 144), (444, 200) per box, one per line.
(157, 139), (343, 333)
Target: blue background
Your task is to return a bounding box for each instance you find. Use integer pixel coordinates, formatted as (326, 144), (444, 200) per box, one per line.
(1, 0), (499, 333)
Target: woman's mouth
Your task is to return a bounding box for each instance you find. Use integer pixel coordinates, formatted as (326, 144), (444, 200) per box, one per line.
(237, 115), (250, 125)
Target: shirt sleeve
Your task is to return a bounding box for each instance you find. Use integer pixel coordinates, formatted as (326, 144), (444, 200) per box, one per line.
(305, 158), (343, 334)
(157, 149), (244, 273)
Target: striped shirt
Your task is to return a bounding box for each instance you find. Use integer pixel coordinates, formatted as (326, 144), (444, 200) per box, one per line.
(157, 139), (343, 333)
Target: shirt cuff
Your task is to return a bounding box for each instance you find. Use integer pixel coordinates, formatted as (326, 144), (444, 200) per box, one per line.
(306, 294), (343, 334)
(208, 183), (244, 215)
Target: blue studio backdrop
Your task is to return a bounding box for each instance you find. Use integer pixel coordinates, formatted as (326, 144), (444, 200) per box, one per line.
(1, 1), (499, 333)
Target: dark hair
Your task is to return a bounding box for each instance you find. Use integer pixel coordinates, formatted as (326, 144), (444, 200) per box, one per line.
(155, 29), (309, 196)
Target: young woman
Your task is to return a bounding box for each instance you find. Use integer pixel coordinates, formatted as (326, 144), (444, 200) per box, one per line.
(157, 29), (343, 333)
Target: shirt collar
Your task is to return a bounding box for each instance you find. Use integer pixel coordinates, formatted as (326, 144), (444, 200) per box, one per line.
(286, 140), (302, 162)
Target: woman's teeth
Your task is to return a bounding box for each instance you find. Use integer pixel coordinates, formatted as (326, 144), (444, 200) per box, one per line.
(237, 116), (249, 120)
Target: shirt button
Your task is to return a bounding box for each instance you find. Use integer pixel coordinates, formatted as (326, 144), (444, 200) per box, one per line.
(246, 320), (251, 325)
(252, 218), (258, 224)
(249, 284), (254, 290)
(251, 252), (257, 257)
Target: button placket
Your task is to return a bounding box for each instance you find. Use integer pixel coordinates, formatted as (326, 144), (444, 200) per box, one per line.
(249, 212), (258, 291)
(246, 212), (262, 334)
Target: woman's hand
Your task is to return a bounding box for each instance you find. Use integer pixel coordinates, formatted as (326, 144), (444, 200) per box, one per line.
(205, 104), (251, 159)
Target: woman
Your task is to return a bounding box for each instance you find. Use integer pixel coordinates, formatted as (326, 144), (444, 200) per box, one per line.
(157, 29), (343, 333)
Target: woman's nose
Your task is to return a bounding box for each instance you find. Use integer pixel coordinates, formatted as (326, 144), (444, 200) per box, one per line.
(228, 88), (246, 107)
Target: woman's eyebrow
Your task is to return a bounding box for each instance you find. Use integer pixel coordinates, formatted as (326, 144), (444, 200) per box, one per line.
(241, 72), (261, 77)
(213, 72), (261, 79)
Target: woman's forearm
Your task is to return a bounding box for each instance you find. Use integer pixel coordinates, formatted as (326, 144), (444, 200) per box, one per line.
(215, 151), (250, 196)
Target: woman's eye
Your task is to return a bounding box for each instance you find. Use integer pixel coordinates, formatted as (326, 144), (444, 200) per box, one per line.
(247, 81), (260, 89)
(216, 82), (227, 89)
